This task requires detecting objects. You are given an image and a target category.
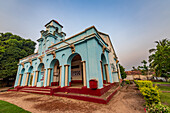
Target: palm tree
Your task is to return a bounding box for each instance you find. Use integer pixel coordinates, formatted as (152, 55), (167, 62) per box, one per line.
(149, 38), (170, 81)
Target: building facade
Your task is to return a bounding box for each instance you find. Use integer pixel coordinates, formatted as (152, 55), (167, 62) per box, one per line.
(14, 20), (121, 89)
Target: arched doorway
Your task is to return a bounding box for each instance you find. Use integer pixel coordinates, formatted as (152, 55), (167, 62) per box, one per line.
(19, 68), (25, 86)
(68, 54), (83, 87)
(28, 66), (33, 86)
(37, 63), (45, 86)
(101, 54), (107, 84)
(50, 59), (60, 86)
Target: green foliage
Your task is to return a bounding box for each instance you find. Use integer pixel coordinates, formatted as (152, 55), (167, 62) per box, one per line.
(136, 80), (170, 111)
(136, 80), (153, 88)
(140, 85), (160, 106)
(136, 80), (160, 105)
(134, 80), (137, 85)
(0, 32), (36, 79)
(149, 38), (170, 80)
(0, 100), (30, 113)
(140, 60), (149, 75)
(146, 103), (170, 113)
(125, 80), (130, 84)
(119, 64), (127, 79)
(132, 66), (137, 71)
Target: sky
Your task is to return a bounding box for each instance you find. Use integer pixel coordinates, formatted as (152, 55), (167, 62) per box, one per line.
(0, 0), (170, 70)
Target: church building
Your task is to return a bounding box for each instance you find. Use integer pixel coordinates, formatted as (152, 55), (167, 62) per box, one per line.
(13, 20), (122, 101)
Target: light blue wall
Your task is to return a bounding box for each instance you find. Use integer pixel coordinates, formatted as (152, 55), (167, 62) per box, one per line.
(15, 22), (119, 89)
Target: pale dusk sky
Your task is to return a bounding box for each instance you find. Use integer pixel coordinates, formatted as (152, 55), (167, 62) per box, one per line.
(0, 0), (170, 70)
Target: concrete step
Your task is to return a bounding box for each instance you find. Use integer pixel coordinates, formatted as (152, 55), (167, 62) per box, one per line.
(20, 89), (51, 95)
(21, 88), (50, 91)
(20, 87), (51, 92)
(100, 84), (119, 99)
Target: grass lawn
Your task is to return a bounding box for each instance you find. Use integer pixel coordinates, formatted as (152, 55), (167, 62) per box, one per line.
(158, 86), (170, 91)
(157, 84), (170, 107)
(160, 93), (170, 107)
(0, 100), (30, 113)
(153, 82), (170, 84)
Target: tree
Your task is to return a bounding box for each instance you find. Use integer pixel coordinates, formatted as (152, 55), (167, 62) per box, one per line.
(132, 66), (137, 71)
(0, 32), (36, 81)
(149, 38), (170, 81)
(140, 60), (148, 75)
(119, 64), (127, 79)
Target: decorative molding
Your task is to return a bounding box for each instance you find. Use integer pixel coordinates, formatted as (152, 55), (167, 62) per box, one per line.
(51, 51), (56, 59)
(116, 60), (119, 63)
(21, 62), (24, 68)
(81, 61), (86, 63)
(69, 44), (75, 53)
(38, 56), (43, 63)
(38, 55), (44, 63)
(102, 45), (107, 53)
(29, 59), (32, 66)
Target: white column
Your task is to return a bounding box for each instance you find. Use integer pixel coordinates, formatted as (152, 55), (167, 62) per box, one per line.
(34, 71), (39, 87)
(25, 72), (30, 86)
(59, 66), (62, 86)
(47, 68), (52, 86)
(64, 65), (69, 86)
(81, 61), (87, 87)
(18, 74), (22, 86)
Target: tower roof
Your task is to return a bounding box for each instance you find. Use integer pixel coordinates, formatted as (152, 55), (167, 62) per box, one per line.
(45, 20), (63, 28)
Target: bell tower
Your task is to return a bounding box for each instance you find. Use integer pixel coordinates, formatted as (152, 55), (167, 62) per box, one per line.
(37, 20), (66, 55)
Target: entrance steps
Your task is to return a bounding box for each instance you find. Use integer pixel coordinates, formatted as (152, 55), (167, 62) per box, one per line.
(9, 83), (120, 104)
(53, 83), (120, 104)
(19, 87), (53, 95)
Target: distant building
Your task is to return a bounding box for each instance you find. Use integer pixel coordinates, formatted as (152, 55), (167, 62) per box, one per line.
(125, 71), (142, 75)
(14, 20), (122, 89)
(125, 71), (154, 80)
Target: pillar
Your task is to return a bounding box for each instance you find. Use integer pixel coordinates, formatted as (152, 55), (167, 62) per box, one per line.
(34, 71), (39, 87)
(59, 66), (62, 86)
(64, 65), (69, 86)
(104, 64), (110, 83)
(18, 74), (22, 86)
(43, 69), (46, 86)
(25, 72), (30, 86)
(47, 68), (52, 86)
(81, 61), (87, 86)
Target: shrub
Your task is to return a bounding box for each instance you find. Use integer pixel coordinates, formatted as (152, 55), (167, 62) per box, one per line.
(136, 80), (153, 89)
(146, 103), (170, 113)
(134, 80), (137, 84)
(125, 80), (130, 84)
(136, 80), (170, 112)
(140, 85), (160, 106)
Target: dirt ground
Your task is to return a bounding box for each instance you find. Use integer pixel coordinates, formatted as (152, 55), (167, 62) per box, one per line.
(0, 84), (145, 113)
